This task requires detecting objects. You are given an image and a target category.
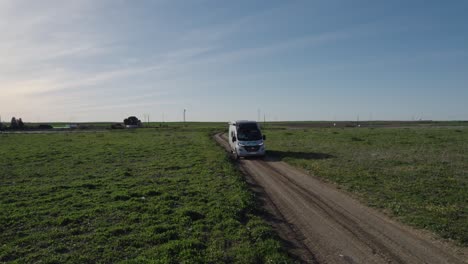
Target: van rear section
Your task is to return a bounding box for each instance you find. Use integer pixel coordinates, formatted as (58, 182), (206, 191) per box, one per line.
(228, 121), (266, 158)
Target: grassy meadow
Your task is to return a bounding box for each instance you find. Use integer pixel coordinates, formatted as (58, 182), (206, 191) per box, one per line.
(264, 126), (467, 245)
(0, 126), (291, 263)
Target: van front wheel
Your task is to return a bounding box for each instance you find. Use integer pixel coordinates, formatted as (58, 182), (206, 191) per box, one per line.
(231, 149), (240, 160)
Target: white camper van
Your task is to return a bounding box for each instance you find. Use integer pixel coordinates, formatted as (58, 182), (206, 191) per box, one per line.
(229, 120), (266, 158)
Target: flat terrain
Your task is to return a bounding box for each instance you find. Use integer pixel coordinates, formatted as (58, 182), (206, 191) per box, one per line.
(2, 122), (466, 263)
(215, 132), (467, 263)
(264, 126), (467, 246)
(0, 128), (290, 263)
(269, 120), (468, 128)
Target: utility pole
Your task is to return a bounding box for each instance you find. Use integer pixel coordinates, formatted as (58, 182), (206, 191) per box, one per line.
(183, 109), (186, 123)
(143, 113), (150, 127)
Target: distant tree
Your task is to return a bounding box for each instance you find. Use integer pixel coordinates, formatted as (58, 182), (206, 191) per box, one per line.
(18, 118), (25, 129)
(124, 116), (142, 127)
(10, 117), (18, 129)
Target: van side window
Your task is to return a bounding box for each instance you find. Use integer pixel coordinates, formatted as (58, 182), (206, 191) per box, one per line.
(231, 131), (234, 137)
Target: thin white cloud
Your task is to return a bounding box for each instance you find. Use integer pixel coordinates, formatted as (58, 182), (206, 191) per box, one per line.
(25, 45), (216, 98)
(3, 0), (438, 122)
(177, 4), (287, 45)
(1, 0), (291, 104)
(0, 0), (107, 62)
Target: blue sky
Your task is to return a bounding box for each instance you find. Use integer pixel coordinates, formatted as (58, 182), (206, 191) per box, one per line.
(1, 0), (467, 122)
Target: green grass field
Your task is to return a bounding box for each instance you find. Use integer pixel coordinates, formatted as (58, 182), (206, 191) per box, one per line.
(0, 127), (290, 263)
(264, 126), (467, 245)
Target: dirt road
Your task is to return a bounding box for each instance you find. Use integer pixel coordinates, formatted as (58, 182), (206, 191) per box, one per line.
(214, 133), (467, 263)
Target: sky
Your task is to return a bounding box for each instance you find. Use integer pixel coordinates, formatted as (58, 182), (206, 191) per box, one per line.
(1, 0), (467, 122)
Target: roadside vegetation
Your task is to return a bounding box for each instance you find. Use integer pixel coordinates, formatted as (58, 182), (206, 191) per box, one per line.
(265, 126), (467, 245)
(0, 126), (291, 263)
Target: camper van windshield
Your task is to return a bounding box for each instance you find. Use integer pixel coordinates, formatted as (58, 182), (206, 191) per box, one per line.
(237, 123), (262, 141)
